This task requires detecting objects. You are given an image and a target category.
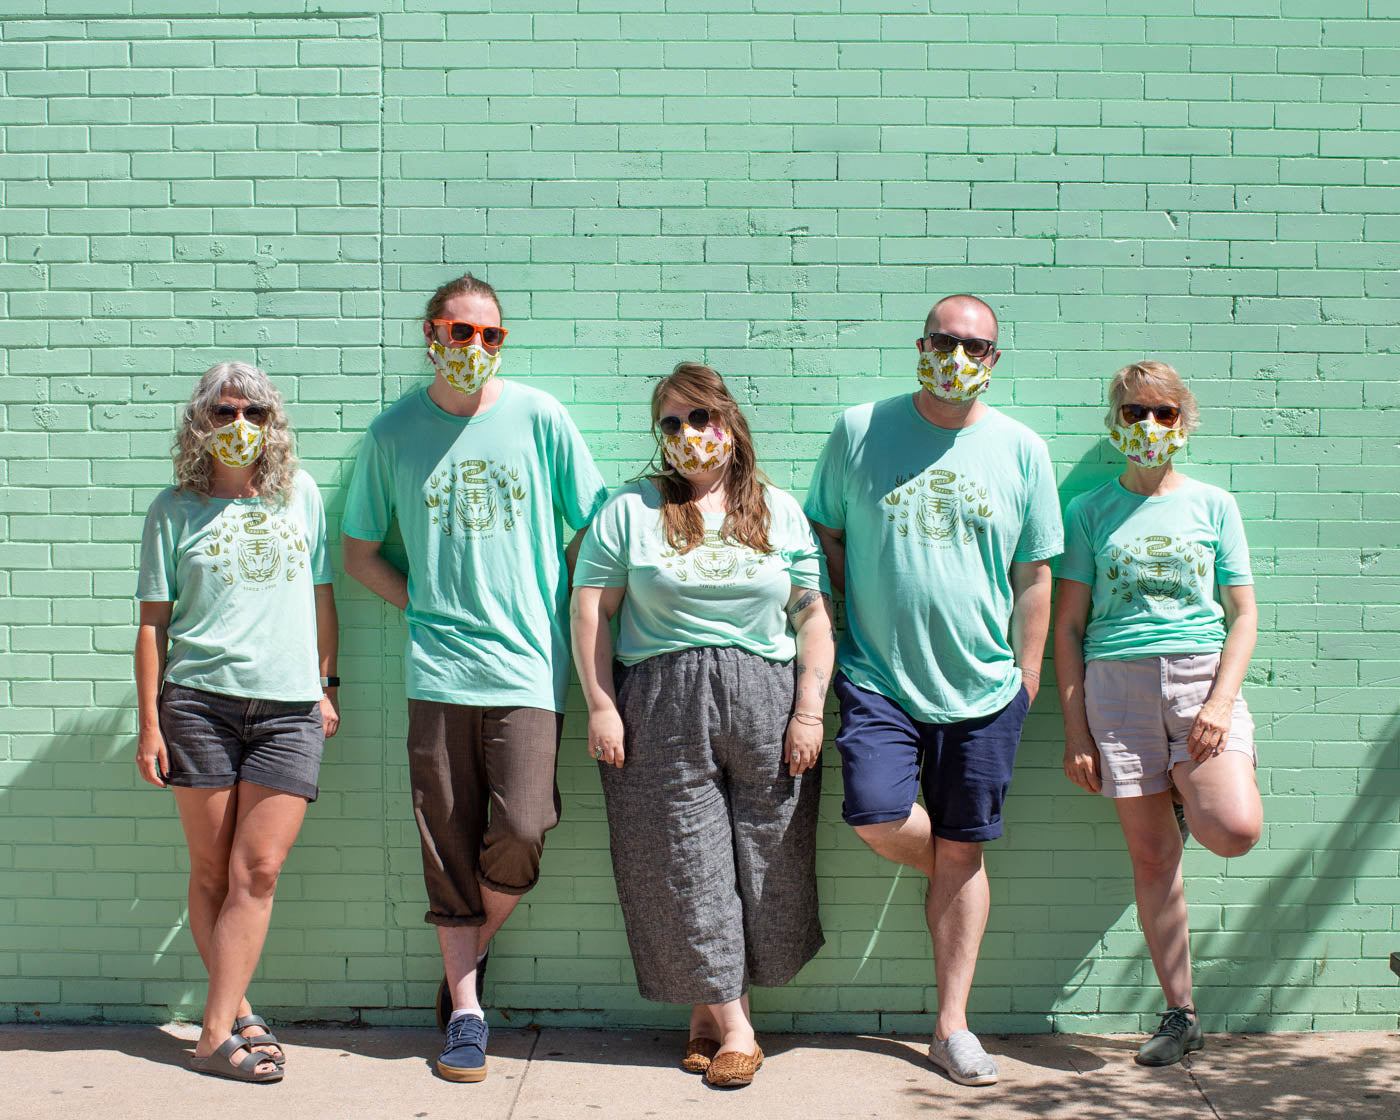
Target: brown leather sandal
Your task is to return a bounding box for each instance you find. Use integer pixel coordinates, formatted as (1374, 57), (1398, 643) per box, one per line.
(681, 1037), (720, 1073)
(704, 1044), (763, 1087)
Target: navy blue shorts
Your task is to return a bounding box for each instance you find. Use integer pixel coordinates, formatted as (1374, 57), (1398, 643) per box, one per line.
(833, 673), (1030, 843)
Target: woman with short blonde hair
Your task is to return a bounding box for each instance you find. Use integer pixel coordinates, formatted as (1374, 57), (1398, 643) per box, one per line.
(1055, 360), (1262, 1068)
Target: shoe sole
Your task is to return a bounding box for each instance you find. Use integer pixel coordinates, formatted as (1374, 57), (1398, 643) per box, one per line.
(1135, 1038), (1204, 1067)
(436, 1059), (488, 1083)
(928, 1053), (998, 1086)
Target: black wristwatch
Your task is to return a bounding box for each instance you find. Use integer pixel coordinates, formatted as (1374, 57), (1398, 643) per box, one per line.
(321, 676), (341, 688)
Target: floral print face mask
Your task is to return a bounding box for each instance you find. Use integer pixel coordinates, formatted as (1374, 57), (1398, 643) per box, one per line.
(210, 417), (265, 467)
(429, 340), (501, 397)
(662, 421), (733, 476)
(1110, 418), (1188, 466)
(917, 346), (992, 403)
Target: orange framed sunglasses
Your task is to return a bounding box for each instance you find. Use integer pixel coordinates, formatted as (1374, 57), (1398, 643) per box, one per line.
(430, 319), (508, 347)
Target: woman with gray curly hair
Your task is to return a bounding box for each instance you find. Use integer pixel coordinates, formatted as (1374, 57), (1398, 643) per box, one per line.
(134, 361), (339, 1084)
(1054, 360), (1262, 1069)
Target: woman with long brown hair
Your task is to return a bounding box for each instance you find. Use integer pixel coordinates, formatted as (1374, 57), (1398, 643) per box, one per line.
(571, 363), (835, 1088)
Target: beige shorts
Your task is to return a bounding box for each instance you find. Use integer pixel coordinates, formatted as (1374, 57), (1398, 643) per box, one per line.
(1084, 652), (1255, 799)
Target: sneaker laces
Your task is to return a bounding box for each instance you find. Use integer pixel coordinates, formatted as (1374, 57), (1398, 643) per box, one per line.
(447, 1014), (487, 1047)
(1153, 1006), (1195, 1041)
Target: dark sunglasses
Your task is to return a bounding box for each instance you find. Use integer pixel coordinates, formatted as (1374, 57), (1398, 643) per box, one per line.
(212, 404), (270, 426)
(658, 408), (712, 438)
(431, 319), (507, 347)
(918, 332), (996, 359)
(1121, 403), (1181, 426)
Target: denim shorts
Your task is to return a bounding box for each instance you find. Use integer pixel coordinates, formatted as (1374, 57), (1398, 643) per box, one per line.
(158, 682), (325, 801)
(834, 673), (1030, 843)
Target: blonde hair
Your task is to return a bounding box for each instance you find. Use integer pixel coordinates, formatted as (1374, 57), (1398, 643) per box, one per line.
(1105, 360), (1200, 434)
(173, 361), (298, 506)
(638, 362), (772, 555)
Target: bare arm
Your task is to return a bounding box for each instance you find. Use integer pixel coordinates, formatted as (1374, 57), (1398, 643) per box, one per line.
(811, 521), (846, 597)
(1186, 583), (1258, 760)
(786, 586), (835, 777)
(564, 526), (588, 588)
(315, 582), (340, 738)
(569, 584), (627, 768)
(342, 533), (409, 611)
(134, 600), (172, 787)
(1053, 578), (1100, 793)
(1009, 558), (1053, 703)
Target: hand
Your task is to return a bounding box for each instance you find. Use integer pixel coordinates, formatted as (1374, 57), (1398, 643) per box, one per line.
(784, 717), (823, 777)
(588, 707), (625, 769)
(1186, 695), (1233, 763)
(136, 726), (169, 788)
(319, 690), (340, 738)
(1062, 731), (1101, 793)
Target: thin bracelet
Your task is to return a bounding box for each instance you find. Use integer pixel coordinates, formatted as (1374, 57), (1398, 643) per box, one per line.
(790, 711), (825, 726)
(1019, 668), (1041, 679)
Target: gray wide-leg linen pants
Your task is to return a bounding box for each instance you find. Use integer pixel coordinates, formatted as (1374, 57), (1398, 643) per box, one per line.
(601, 645), (824, 1005)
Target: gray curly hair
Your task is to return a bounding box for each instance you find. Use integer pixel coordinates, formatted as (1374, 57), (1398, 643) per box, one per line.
(1105, 360), (1201, 435)
(173, 361), (298, 505)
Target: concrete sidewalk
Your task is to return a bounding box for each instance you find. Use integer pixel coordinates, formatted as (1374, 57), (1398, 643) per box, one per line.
(3, 1023), (1397, 1119)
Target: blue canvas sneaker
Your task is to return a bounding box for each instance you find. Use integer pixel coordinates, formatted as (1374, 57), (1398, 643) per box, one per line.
(437, 1013), (488, 1083)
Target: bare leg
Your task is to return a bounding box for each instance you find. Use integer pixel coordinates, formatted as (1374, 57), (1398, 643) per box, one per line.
(1173, 752), (1262, 858)
(1115, 793), (1192, 1009)
(852, 805), (937, 879)
(192, 783), (308, 1072)
(928, 839), (988, 1040)
(707, 993), (754, 1056)
(440, 883), (524, 1015)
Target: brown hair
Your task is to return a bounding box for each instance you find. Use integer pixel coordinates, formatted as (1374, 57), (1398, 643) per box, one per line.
(640, 362), (772, 555)
(424, 272), (503, 323)
(1106, 360), (1201, 434)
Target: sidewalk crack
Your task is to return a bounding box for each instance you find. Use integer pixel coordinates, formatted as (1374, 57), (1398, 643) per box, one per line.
(1183, 1061), (1223, 1120)
(506, 1027), (542, 1117)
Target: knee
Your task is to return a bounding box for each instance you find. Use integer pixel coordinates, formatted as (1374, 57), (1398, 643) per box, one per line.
(230, 853), (285, 900)
(187, 854), (230, 900)
(1204, 818), (1261, 859)
(1131, 842), (1182, 885)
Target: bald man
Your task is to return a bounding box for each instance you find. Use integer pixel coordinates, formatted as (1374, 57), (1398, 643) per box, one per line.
(805, 294), (1062, 1085)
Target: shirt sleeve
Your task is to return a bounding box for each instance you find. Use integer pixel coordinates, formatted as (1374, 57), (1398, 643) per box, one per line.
(300, 474), (334, 585)
(802, 416), (849, 532)
(136, 492), (178, 602)
(573, 490), (630, 588)
(549, 405), (609, 531)
(779, 491), (830, 593)
(341, 430), (394, 542)
(1013, 438), (1065, 563)
(1057, 496), (1095, 585)
(1214, 492), (1253, 585)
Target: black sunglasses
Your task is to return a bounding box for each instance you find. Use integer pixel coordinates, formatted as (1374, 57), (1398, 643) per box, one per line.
(1120, 403), (1181, 426)
(212, 404), (270, 426)
(658, 408), (711, 438)
(919, 332), (996, 359)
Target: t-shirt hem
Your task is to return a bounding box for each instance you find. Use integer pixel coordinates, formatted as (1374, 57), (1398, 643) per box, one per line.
(838, 664), (1022, 725)
(341, 523), (388, 542)
(406, 684), (564, 713)
(1217, 575), (1254, 585)
(572, 575), (629, 589)
(1055, 568), (1094, 585)
(617, 640), (796, 668)
(1086, 642), (1225, 663)
(1013, 542), (1064, 563)
(164, 672), (322, 704)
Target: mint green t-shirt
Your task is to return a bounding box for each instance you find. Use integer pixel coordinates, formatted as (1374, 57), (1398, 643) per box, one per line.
(341, 382), (608, 711)
(574, 480), (829, 666)
(804, 396), (1063, 723)
(1060, 476), (1253, 663)
(137, 471), (332, 702)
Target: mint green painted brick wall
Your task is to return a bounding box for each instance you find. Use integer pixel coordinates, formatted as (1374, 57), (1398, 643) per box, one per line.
(2, 1), (1398, 1034)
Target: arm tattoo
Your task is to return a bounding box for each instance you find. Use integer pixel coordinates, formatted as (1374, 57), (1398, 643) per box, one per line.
(788, 590), (821, 617)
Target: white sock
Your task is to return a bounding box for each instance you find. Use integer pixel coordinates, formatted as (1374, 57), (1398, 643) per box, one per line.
(449, 1008), (484, 1024)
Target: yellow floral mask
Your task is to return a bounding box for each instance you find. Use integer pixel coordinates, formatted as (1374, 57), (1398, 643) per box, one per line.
(429, 340), (501, 397)
(917, 347), (991, 403)
(210, 418), (264, 467)
(662, 422), (733, 476)
(1110, 418), (1187, 466)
